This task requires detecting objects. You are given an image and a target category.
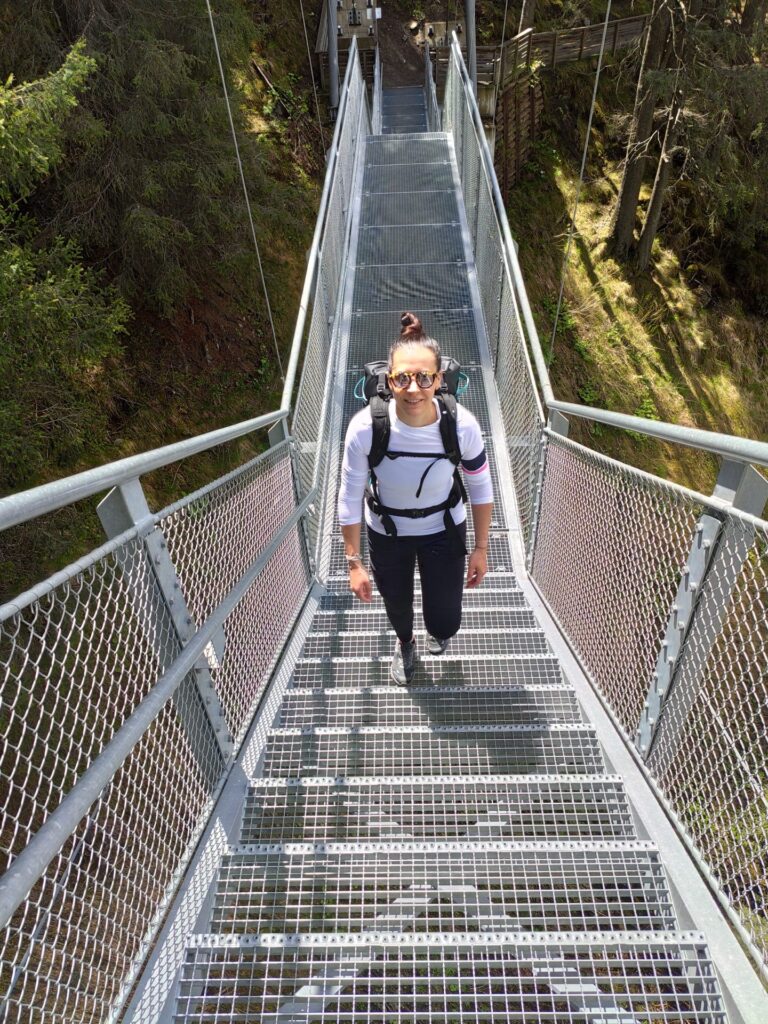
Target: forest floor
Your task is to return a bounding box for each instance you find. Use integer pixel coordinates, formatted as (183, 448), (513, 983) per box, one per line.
(506, 68), (768, 494)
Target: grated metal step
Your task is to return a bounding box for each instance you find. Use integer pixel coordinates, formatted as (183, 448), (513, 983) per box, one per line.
(311, 607), (539, 632)
(278, 685), (582, 728)
(318, 587), (526, 612)
(262, 724), (605, 778)
(326, 529), (514, 578)
(176, 935), (725, 1023)
(297, 629), (550, 660)
(359, 190), (459, 228)
(346, 308), (482, 366)
(240, 775), (639, 843)
(289, 654), (564, 689)
(365, 134), (450, 165)
(351, 260), (470, 311)
(210, 841), (676, 935)
(357, 223), (463, 266)
(363, 161), (455, 194)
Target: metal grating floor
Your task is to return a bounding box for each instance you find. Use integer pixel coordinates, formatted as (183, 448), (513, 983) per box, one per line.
(176, 937), (725, 1023)
(169, 92), (728, 1022)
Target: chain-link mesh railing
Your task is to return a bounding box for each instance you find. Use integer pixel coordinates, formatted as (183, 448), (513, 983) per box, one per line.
(648, 513), (768, 961)
(530, 431), (768, 967)
(291, 43), (370, 565)
(0, 443), (311, 1023)
(443, 42), (543, 549)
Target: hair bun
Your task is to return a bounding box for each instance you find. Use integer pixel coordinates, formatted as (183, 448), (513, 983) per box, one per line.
(399, 311), (423, 338)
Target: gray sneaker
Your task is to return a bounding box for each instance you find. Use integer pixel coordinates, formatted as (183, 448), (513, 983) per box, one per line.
(427, 634), (451, 655)
(391, 637), (417, 685)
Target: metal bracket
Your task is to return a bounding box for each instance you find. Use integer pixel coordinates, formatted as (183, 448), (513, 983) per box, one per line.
(547, 409), (569, 437)
(97, 479), (233, 777)
(636, 459), (768, 758)
(268, 417), (290, 449)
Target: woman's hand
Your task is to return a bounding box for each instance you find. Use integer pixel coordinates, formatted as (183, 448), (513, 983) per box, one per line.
(349, 563), (373, 602)
(465, 546), (488, 589)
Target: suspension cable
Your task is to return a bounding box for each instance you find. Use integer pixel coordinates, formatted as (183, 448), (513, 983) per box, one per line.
(204, 0), (284, 380)
(298, 0), (326, 150)
(549, 0), (612, 362)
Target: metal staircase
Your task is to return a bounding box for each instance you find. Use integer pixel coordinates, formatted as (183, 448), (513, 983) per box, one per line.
(169, 88), (727, 1022)
(3, 41), (768, 1024)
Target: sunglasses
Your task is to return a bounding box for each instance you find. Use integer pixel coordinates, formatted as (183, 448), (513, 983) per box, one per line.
(388, 370), (440, 390)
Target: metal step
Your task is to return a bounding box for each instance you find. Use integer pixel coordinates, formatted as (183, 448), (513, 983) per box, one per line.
(357, 223), (463, 266)
(176, 934), (725, 1022)
(363, 161), (455, 194)
(358, 190), (459, 229)
(290, 654), (564, 689)
(262, 724), (605, 778)
(297, 629), (550, 660)
(241, 775), (639, 843)
(318, 586), (526, 612)
(365, 134), (450, 165)
(322, 569), (520, 592)
(278, 685), (582, 728)
(352, 259), (470, 310)
(311, 607), (539, 632)
(346, 308), (482, 366)
(211, 841), (675, 935)
(326, 531), (515, 578)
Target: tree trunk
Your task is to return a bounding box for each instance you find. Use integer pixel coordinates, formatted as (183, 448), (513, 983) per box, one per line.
(634, 91), (683, 270)
(519, 0), (537, 32)
(608, 0), (672, 258)
(741, 0), (766, 35)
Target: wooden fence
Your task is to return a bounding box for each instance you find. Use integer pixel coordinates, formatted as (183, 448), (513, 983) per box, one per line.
(494, 76), (544, 193)
(433, 15), (648, 92)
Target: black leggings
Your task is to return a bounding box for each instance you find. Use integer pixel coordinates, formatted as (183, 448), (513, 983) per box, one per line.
(367, 522), (467, 644)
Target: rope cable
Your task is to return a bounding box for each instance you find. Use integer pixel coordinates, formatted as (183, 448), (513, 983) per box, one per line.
(297, 0), (326, 150)
(204, 0), (284, 380)
(549, 0), (613, 363)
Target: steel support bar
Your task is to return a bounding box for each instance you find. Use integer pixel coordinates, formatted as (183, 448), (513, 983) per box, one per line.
(0, 488), (315, 934)
(98, 478), (232, 775)
(327, 0), (339, 114)
(640, 460), (768, 759)
(466, 0), (477, 94)
(0, 408), (287, 532)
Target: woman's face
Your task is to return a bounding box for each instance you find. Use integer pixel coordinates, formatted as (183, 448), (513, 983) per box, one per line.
(389, 344), (442, 424)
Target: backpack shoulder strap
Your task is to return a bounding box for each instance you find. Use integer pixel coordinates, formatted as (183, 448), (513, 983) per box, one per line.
(368, 395), (391, 469)
(437, 394), (461, 466)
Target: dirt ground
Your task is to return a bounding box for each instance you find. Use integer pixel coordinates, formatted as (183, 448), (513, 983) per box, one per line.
(377, 7), (424, 86)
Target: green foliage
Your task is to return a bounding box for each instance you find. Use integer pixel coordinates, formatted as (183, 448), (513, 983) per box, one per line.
(0, 230), (128, 489)
(0, 40), (95, 202)
(0, 42), (129, 491)
(0, 1), (307, 317)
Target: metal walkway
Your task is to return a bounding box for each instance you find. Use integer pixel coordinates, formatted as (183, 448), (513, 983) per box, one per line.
(170, 88), (727, 1021)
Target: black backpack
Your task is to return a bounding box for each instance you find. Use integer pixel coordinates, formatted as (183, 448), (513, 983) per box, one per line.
(359, 358), (468, 541)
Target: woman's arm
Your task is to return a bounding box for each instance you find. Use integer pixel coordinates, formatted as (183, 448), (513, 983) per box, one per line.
(466, 501), (493, 588)
(341, 522), (372, 602)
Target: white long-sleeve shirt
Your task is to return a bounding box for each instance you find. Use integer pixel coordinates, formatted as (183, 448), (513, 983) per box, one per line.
(338, 399), (493, 536)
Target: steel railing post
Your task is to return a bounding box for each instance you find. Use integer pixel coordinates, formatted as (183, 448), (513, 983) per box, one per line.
(97, 478), (233, 779)
(637, 459), (768, 758)
(528, 412), (568, 568)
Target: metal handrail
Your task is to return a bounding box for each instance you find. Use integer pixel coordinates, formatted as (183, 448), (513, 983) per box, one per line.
(281, 37), (360, 412)
(448, 33), (768, 471)
(0, 408), (288, 533)
(0, 486), (315, 934)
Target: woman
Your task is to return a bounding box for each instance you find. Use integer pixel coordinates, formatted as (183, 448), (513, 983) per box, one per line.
(338, 313), (493, 684)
